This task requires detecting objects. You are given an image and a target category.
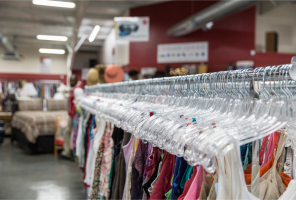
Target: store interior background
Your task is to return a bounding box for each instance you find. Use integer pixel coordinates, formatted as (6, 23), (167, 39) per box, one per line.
(0, 1), (295, 83)
(0, 1), (296, 199)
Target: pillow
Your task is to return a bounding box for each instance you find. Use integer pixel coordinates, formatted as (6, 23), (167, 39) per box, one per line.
(18, 99), (43, 111)
(47, 98), (68, 111)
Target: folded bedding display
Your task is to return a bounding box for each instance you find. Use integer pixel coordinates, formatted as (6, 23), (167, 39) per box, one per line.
(12, 110), (67, 143)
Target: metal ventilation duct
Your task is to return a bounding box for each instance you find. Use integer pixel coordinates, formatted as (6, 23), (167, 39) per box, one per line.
(167, 0), (259, 37)
(0, 32), (21, 60)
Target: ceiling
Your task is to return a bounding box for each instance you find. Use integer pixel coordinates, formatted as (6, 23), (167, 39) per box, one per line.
(0, 0), (167, 52)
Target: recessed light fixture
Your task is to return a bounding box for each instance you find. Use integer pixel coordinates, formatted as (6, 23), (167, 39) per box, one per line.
(89, 25), (101, 42)
(32, 0), (75, 8)
(39, 48), (65, 54)
(37, 35), (68, 41)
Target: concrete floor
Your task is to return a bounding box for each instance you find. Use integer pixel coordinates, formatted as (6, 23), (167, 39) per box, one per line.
(0, 139), (88, 200)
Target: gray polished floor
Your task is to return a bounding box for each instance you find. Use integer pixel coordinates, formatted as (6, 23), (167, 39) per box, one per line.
(0, 139), (87, 199)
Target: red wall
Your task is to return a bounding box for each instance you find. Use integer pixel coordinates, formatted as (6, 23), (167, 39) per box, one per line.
(0, 73), (67, 85)
(129, 1), (256, 73)
(254, 52), (295, 68)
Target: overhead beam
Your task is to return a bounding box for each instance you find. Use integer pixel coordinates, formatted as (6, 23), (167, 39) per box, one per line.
(129, 0), (171, 8)
(88, 1), (133, 9)
(88, 0), (171, 9)
(0, 6), (116, 20)
(0, 18), (74, 28)
(14, 42), (65, 50)
(6, 36), (68, 46)
(0, 27), (73, 37)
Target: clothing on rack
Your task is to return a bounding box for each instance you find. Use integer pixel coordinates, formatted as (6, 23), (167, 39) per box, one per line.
(73, 112), (295, 200)
(76, 64), (296, 200)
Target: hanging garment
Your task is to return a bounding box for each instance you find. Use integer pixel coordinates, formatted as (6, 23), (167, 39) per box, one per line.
(150, 151), (170, 200)
(85, 117), (106, 188)
(111, 131), (131, 200)
(283, 146), (293, 177)
(109, 126), (124, 196)
(83, 116), (93, 185)
(198, 171), (212, 200)
(207, 173), (218, 200)
(258, 132), (287, 200)
(164, 154), (176, 194)
(148, 161), (163, 196)
(171, 157), (188, 200)
(131, 139), (149, 200)
(278, 180), (296, 200)
(89, 133), (105, 200)
(145, 147), (162, 181)
(259, 135), (270, 165)
(183, 166), (209, 200)
(216, 139), (259, 200)
(122, 135), (134, 200)
(180, 165), (194, 192)
(178, 166), (198, 200)
(126, 136), (139, 200)
(98, 122), (114, 199)
(142, 154), (162, 197)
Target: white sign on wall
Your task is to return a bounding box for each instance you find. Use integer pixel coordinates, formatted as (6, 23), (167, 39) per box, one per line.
(157, 42), (208, 63)
(114, 17), (149, 41)
(40, 57), (51, 72)
(81, 68), (89, 80)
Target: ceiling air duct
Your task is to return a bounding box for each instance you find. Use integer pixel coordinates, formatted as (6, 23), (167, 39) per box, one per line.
(167, 0), (259, 37)
(0, 32), (21, 60)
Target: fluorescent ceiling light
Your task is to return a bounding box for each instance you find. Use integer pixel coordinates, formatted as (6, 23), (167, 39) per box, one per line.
(37, 35), (68, 41)
(89, 25), (101, 42)
(32, 0), (75, 8)
(39, 48), (65, 54)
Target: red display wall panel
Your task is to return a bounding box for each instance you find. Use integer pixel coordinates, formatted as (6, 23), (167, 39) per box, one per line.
(129, 1), (256, 73)
(0, 73), (67, 85)
(254, 52), (295, 68)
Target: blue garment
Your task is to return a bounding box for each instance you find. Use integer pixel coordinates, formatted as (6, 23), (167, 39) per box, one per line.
(171, 157), (188, 200)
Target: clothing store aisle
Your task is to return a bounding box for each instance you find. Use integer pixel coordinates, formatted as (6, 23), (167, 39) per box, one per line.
(0, 139), (87, 200)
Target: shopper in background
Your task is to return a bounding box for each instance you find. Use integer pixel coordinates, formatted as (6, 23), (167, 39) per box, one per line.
(61, 74), (82, 159)
(128, 70), (139, 81)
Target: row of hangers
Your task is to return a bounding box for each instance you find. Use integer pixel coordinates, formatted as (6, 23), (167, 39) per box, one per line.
(80, 57), (296, 198)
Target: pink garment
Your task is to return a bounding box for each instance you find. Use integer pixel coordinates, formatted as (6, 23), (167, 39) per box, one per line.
(261, 133), (274, 168)
(184, 166), (208, 200)
(122, 135), (134, 200)
(259, 135), (269, 165)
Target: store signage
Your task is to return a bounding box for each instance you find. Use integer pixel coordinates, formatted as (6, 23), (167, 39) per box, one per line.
(157, 42), (208, 63)
(114, 17), (149, 41)
(40, 57), (51, 72)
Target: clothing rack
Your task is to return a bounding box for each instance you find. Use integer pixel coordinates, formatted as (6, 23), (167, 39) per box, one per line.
(82, 57), (296, 198)
(85, 62), (296, 95)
